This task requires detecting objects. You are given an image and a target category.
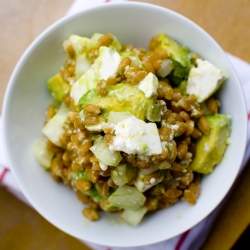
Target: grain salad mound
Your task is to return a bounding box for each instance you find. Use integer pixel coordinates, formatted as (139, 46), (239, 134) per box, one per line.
(33, 33), (231, 226)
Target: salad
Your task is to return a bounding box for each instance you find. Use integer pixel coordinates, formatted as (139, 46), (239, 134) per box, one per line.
(33, 32), (231, 226)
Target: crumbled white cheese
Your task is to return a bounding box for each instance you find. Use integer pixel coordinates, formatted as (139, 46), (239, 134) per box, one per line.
(190, 104), (200, 116)
(170, 124), (180, 138)
(107, 111), (133, 124)
(186, 59), (225, 103)
(70, 46), (121, 104)
(109, 116), (162, 155)
(160, 122), (180, 141)
(138, 72), (158, 98)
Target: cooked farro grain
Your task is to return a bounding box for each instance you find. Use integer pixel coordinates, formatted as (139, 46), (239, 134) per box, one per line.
(82, 207), (99, 221)
(98, 33), (114, 47)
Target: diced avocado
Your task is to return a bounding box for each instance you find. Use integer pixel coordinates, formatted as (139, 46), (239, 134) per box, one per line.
(108, 185), (146, 210)
(168, 61), (190, 86)
(152, 33), (191, 85)
(107, 111), (133, 123)
(90, 136), (122, 167)
(88, 134), (103, 145)
(42, 103), (71, 147)
(100, 198), (121, 212)
(47, 73), (70, 102)
(33, 140), (54, 169)
(111, 164), (138, 186)
(128, 56), (143, 68)
(71, 171), (89, 188)
(178, 80), (187, 96)
(72, 171), (89, 182)
(78, 83), (155, 121)
(146, 103), (161, 122)
(84, 185), (103, 203)
(190, 114), (231, 174)
(120, 206), (147, 227)
(89, 33), (103, 48)
(82, 184), (116, 204)
(119, 47), (133, 57)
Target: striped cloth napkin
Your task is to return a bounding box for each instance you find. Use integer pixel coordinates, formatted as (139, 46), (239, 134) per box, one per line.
(1, 0), (250, 249)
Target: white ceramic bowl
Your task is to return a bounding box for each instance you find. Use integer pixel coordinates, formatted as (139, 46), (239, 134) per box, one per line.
(2, 2), (248, 247)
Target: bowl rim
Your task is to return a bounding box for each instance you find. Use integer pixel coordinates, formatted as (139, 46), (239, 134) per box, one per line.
(2, 1), (248, 247)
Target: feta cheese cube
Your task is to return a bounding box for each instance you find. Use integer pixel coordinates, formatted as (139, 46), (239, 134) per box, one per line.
(109, 116), (162, 155)
(138, 72), (158, 98)
(186, 59), (225, 103)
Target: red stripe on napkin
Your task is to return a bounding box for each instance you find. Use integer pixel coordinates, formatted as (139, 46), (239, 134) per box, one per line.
(174, 230), (191, 250)
(0, 168), (9, 182)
